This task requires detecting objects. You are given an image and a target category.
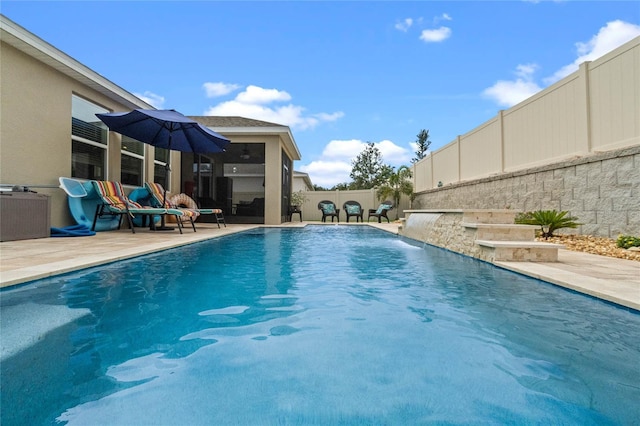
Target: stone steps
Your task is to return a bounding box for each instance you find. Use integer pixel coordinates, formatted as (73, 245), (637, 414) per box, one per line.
(476, 240), (564, 262)
(462, 222), (537, 241)
(399, 210), (563, 263)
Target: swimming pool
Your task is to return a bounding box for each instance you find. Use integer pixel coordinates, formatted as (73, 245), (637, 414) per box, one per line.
(1, 226), (639, 424)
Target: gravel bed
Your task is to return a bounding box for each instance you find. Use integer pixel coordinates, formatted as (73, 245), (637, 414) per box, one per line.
(538, 235), (640, 262)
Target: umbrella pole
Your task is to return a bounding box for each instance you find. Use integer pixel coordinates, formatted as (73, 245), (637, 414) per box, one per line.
(154, 131), (175, 231)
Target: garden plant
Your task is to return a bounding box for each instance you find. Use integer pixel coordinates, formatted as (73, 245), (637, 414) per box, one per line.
(515, 210), (581, 239)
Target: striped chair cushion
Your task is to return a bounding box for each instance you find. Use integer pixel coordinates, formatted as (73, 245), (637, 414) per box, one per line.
(145, 182), (199, 218)
(93, 181), (169, 214)
(93, 181), (129, 211)
(199, 208), (223, 214)
(145, 182), (170, 208)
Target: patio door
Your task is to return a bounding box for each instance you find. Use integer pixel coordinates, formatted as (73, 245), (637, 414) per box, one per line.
(192, 154), (216, 204)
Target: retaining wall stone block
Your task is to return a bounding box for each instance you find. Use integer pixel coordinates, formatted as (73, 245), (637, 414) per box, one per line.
(559, 199), (584, 212)
(588, 170), (617, 187)
(599, 210), (629, 226)
(543, 179), (565, 192)
(581, 224), (608, 236)
(536, 170), (554, 183)
(603, 156), (634, 171)
(574, 187), (600, 204)
(617, 166), (640, 185)
(413, 148), (638, 237)
(592, 198), (614, 211)
(553, 166), (576, 178)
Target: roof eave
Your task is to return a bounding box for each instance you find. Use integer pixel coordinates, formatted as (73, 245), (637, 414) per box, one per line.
(211, 126), (302, 161)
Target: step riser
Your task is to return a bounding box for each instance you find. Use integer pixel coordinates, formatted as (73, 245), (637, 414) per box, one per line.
(481, 246), (559, 262)
(474, 228), (535, 241)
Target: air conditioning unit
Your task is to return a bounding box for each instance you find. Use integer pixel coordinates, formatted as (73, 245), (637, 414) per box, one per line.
(0, 192), (51, 242)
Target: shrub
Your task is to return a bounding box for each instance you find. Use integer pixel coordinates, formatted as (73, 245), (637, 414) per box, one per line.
(514, 210), (581, 239)
(616, 235), (640, 249)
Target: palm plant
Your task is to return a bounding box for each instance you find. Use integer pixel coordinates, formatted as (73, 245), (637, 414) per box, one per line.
(376, 165), (413, 220)
(515, 209), (581, 239)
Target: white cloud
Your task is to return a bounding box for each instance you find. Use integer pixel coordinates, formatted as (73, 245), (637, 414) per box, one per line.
(482, 64), (542, 107)
(482, 63), (542, 107)
(236, 85), (292, 104)
(434, 13), (452, 24)
(203, 82), (241, 98)
(395, 18), (413, 32)
(483, 20), (640, 108)
(299, 161), (352, 188)
(377, 139), (412, 164)
(482, 78), (542, 108)
(321, 139), (367, 159)
(134, 91), (165, 109)
(204, 84), (343, 130)
(301, 139), (412, 188)
(419, 27), (452, 43)
(544, 20), (640, 84)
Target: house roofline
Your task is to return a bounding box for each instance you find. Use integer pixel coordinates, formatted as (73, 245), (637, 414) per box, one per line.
(205, 126), (301, 161)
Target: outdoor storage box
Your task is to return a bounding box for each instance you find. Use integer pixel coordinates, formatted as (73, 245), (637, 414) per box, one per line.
(0, 192), (51, 242)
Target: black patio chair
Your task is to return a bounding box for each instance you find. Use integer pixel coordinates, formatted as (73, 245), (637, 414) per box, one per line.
(343, 200), (363, 223)
(318, 200), (340, 222)
(367, 201), (394, 223)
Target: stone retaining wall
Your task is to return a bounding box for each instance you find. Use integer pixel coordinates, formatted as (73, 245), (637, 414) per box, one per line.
(412, 146), (640, 238)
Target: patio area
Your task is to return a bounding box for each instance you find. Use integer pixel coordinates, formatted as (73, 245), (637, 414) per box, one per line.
(0, 222), (638, 311)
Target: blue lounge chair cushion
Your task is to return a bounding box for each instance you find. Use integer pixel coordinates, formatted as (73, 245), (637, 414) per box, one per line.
(320, 203), (336, 214)
(346, 204), (360, 214)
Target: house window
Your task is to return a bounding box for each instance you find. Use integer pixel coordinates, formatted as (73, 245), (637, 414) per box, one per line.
(154, 147), (169, 189)
(121, 136), (145, 186)
(71, 95), (108, 180)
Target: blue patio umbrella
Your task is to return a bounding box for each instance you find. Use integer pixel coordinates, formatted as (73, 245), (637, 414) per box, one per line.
(96, 109), (230, 155)
(96, 108), (230, 228)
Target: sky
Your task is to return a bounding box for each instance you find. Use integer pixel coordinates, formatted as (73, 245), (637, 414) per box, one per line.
(3, 1), (639, 188)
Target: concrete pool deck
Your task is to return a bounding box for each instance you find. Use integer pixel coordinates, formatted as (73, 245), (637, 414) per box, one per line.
(0, 222), (638, 311)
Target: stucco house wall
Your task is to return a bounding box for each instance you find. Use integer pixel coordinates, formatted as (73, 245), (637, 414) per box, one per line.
(1, 15), (301, 228)
(0, 36), (151, 227)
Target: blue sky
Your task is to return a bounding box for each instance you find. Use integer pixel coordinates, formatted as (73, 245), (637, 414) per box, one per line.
(3, 1), (639, 187)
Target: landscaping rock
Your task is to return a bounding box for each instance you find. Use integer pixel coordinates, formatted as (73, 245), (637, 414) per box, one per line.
(538, 235), (640, 261)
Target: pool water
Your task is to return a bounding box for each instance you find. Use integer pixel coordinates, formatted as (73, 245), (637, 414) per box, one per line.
(1, 226), (639, 425)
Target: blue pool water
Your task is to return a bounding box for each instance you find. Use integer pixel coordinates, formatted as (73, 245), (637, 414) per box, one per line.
(1, 226), (639, 425)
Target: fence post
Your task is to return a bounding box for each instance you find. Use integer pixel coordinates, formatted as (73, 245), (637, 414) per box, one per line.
(579, 61), (593, 154)
(498, 110), (505, 173)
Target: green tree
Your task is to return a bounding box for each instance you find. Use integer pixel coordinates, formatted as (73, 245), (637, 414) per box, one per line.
(411, 129), (432, 163)
(376, 165), (414, 220)
(312, 184), (328, 191)
(350, 142), (393, 189)
(332, 182), (351, 191)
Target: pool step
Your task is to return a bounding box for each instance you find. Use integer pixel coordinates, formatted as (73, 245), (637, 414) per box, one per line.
(462, 222), (538, 241)
(476, 240), (564, 262)
(461, 210), (518, 225)
(400, 210), (562, 263)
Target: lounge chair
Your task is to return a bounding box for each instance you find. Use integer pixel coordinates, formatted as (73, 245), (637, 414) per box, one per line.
(91, 181), (186, 234)
(367, 201), (394, 223)
(318, 200), (340, 222)
(145, 182), (226, 229)
(343, 200), (363, 223)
